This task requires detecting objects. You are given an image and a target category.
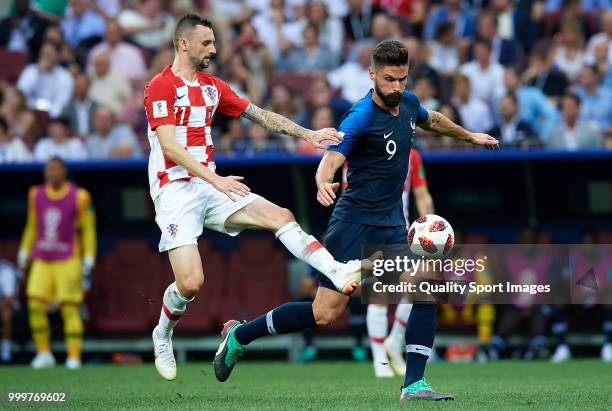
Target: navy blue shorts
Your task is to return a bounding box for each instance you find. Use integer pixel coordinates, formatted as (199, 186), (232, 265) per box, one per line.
(318, 216), (408, 291)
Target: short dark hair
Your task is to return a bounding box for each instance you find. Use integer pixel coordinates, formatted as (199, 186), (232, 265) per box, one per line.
(50, 116), (70, 127)
(474, 38), (492, 51)
(371, 40), (409, 69)
(47, 156), (67, 169)
(173, 14), (213, 50)
(583, 64), (599, 76)
(501, 93), (517, 105)
(563, 92), (581, 106)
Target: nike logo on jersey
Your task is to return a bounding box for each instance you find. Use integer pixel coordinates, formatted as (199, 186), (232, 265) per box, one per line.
(384, 131), (393, 139)
(177, 94), (187, 100)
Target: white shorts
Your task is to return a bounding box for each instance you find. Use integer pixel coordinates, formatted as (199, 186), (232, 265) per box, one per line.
(0, 260), (18, 299)
(153, 180), (260, 252)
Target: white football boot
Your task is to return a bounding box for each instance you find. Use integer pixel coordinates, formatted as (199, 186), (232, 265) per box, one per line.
(153, 326), (177, 380)
(601, 343), (612, 362)
(31, 352), (56, 369)
(373, 360), (395, 378)
(326, 260), (362, 294)
(551, 344), (572, 363)
(65, 358), (82, 369)
(384, 336), (406, 376)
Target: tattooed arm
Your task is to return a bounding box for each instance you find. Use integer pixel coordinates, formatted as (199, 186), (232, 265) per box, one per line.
(241, 103), (343, 148)
(419, 110), (499, 148)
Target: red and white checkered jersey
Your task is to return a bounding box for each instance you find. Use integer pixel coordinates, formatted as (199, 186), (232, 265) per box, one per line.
(143, 65), (249, 199)
(341, 148), (427, 224)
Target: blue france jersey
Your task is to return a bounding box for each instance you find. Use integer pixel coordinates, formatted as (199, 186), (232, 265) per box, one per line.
(328, 90), (429, 226)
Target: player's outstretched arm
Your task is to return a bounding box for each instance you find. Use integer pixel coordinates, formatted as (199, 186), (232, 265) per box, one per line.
(241, 103), (343, 149)
(156, 124), (250, 201)
(315, 150), (346, 207)
(419, 110), (499, 149)
(414, 185), (435, 215)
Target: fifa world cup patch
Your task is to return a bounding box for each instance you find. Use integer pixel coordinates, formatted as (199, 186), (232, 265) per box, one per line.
(167, 224), (179, 238)
(152, 100), (168, 118)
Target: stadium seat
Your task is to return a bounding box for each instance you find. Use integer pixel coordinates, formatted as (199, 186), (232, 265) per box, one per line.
(0, 49), (28, 83)
(464, 233), (488, 244)
(91, 240), (162, 334)
(0, 240), (19, 264)
(32, 110), (50, 137)
(227, 236), (290, 319)
(598, 231), (612, 244)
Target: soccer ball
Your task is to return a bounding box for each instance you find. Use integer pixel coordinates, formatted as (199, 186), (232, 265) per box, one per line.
(407, 214), (455, 259)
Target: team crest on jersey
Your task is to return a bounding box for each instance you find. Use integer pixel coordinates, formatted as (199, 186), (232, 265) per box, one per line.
(167, 224), (179, 238)
(202, 85), (218, 106)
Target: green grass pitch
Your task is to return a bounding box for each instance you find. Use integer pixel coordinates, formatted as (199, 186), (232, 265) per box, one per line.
(1, 360), (610, 410)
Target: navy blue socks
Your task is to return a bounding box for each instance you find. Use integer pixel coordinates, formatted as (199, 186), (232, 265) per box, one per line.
(234, 302), (316, 345)
(404, 303), (437, 387)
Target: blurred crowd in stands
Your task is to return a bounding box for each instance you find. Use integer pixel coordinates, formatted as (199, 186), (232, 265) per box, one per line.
(0, 0), (611, 163)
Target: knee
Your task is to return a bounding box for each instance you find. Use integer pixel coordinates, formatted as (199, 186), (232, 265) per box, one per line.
(274, 207), (295, 227)
(177, 275), (204, 297)
(313, 303), (344, 326)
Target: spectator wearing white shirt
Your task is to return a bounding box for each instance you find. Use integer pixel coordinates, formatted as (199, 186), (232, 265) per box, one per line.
(60, 0), (106, 49)
(412, 76), (440, 111)
(34, 117), (88, 161)
(251, 0), (295, 61)
(554, 21), (586, 82)
(61, 73), (98, 137)
(89, 52), (132, 117)
(86, 106), (143, 159)
(327, 45), (373, 103)
(88, 20), (148, 82)
(459, 40), (506, 107)
(0, 116), (32, 163)
(117, 0), (175, 50)
(16, 41), (74, 118)
(459, 39), (505, 107)
(0, 0), (51, 60)
(451, 74), (494, 133)
(278, 24), (336, 73)
(283, 0), (344, 65)
(585, 10), (611, 66)
(546, 93), (602, 150)
(427, 22), (460, 76)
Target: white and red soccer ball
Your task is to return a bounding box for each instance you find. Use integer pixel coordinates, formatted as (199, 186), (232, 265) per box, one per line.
(408, 214), (455, 259)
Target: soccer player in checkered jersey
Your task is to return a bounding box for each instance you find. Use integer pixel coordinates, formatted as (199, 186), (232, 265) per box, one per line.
(144, 14), (362, 380)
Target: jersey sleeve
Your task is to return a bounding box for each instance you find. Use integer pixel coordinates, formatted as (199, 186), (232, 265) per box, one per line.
(143, 76), (176, 130)
(409, 149), (427, 188)
(215, 78), (250, 118)
(19, 186), (38, 256)
(328, 109), (368, 158)
(403, 91), (429, 124)
(76, 188), (97, 262)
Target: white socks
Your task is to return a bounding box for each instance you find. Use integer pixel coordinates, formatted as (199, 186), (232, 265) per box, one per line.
(157, 282), (193, 337)
(367, 305), (388, 363)
(276, 222), (335, 275)
(389, 300), (412, 342)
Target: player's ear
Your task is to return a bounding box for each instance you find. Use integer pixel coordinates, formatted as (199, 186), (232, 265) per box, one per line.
(179, 36), (188, 51)
(369, 66), (375, 81)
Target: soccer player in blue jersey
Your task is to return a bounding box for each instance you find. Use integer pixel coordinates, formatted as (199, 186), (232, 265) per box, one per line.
(214, 40), (499, 401)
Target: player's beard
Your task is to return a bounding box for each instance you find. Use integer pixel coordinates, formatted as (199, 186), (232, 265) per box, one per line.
(189, 53), (209, 71)
(374, 83), (402, 107)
